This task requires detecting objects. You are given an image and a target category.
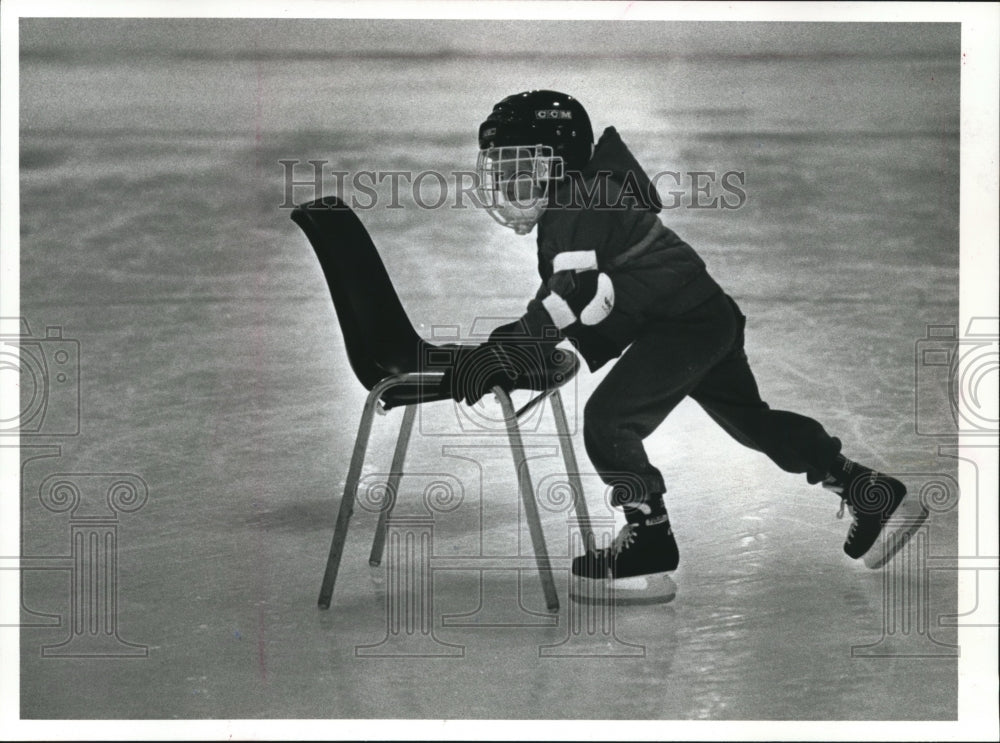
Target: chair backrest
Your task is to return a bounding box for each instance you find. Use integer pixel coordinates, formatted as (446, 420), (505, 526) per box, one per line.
(291, 196), (424, 390)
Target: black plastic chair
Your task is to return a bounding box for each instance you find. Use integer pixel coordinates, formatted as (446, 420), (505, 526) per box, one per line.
(291, 196), (593, 612)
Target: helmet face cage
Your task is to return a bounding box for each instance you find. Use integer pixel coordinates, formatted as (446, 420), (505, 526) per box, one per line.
(475, 145), (564, 235)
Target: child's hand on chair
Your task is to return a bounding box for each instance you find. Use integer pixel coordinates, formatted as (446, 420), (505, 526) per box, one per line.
(439, 343), (518, 406)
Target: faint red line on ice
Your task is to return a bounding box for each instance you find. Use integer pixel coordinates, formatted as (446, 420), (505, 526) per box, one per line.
(254, 61), (265, 180)
(252, 234), (268, 683)
(255, 66), (263, 146)
(257, 601), (268, 682)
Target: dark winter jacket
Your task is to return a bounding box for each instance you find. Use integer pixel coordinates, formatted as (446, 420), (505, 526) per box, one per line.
(507, 126), (722, 371)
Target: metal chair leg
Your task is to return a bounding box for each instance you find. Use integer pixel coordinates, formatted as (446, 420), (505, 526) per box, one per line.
(368, 404), (417, 567)
(549, 390), (595, 553)
(317, 387), (383, 610)
(496, 386), (560, 613)
(317, 372), (585, 614)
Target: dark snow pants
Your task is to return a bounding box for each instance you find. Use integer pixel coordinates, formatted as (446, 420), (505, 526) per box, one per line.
(497, 290), (842, 505)
(581, 291), (842, 502)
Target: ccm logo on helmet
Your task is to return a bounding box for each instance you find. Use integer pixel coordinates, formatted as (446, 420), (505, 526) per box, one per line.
(536, 109), (573, 120)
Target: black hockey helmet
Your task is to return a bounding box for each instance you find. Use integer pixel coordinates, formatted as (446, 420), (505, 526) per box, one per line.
(478, 90), (594, 172)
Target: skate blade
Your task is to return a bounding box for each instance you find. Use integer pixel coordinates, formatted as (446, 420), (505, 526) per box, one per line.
(863, 498), (931, 570)
(570, 572), (677, 606)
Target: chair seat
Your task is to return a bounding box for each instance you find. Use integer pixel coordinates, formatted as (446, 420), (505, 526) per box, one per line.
(376, 342), (580, 411)
(380, 379), (453, 410)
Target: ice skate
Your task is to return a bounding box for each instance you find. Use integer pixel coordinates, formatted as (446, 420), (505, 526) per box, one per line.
(823, 455), (928, 565)
(570, 516), (678, 605)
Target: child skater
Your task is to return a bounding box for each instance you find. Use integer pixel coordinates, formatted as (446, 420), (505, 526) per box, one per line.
(440, 90), (923, 602)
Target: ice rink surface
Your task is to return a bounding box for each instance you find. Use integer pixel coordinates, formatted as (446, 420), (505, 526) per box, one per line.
(13, 18), (974, 724)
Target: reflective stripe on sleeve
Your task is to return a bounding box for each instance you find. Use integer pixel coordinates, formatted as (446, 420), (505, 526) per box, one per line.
(541, 292), (577, 329)
(579, 272), (615, 326)
(552, 250), (598, 273)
